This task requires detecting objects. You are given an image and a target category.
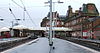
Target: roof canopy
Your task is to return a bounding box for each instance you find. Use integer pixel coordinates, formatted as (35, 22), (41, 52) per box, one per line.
(29, 27), (72, 31)
(13, 25), (28, 30)
(0, 27), (10, 32)
(52, 27), (72, 31)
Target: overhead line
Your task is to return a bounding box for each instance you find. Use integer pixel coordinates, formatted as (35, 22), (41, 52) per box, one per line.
(25, 11), (37, 26)
(20, 0), (25, 7)
(20, 0), (26, 20)
(11, 0), (23, 8)
(11, 0), (37, 26)
(20, 0), (37, 26)
(9, 7), (18, 23)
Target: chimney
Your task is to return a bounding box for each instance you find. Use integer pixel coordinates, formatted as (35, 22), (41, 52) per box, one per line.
(67, 5), (73, 17)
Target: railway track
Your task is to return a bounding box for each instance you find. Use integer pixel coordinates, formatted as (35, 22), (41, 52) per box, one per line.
(0, 38), (34, 52)
(65, 38), (100, 51)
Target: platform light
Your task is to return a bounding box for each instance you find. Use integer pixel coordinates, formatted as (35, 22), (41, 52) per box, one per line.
(0, 19), (4, 21)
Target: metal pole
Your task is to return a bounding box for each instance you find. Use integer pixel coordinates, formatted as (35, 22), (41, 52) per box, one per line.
(49, 0), (53, 46)
(11, 21), (14, 37)
(52, 20), (55, 38)
(91, 21), (94, 39)
(81, 23), (83, 38)
(81, 18), (83, 38)
(53, 2), (55, 12)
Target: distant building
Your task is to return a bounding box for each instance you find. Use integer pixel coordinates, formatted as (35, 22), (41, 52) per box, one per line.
(40, 11), (66, 27)
(40, 3), (100, 39)
(64, 3), (100, 39)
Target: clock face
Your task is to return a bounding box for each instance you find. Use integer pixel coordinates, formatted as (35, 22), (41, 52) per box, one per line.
(87, 5), (95, 13)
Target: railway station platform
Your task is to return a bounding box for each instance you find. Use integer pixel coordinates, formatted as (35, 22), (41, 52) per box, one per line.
(1, 37), (100, 53)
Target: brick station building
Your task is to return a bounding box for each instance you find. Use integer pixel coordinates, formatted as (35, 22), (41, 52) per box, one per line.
(64, 3), (100, 39)
(41, 3), (100, 39)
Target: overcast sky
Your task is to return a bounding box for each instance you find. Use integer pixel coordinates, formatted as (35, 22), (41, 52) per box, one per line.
(0, 0), (100, 28)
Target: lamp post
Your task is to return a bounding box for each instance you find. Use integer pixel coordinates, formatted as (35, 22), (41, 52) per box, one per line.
(49, 0), (53, 46)
(45, 0), (63, 12)
(0, 18), (4, 36)
(10, 21), (14, 37)
(45, 0), (63, 39)
(53, 0), (64, 12)
(44, 0), (53, 46)
(45, 0), (63, 46)
(10, 19), (21, 37)
(44, 0), (54, 47)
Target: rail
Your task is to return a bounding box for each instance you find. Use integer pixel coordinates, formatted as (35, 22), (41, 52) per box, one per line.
(0, 37), (34, 52)
(65, 37), (100, 51)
